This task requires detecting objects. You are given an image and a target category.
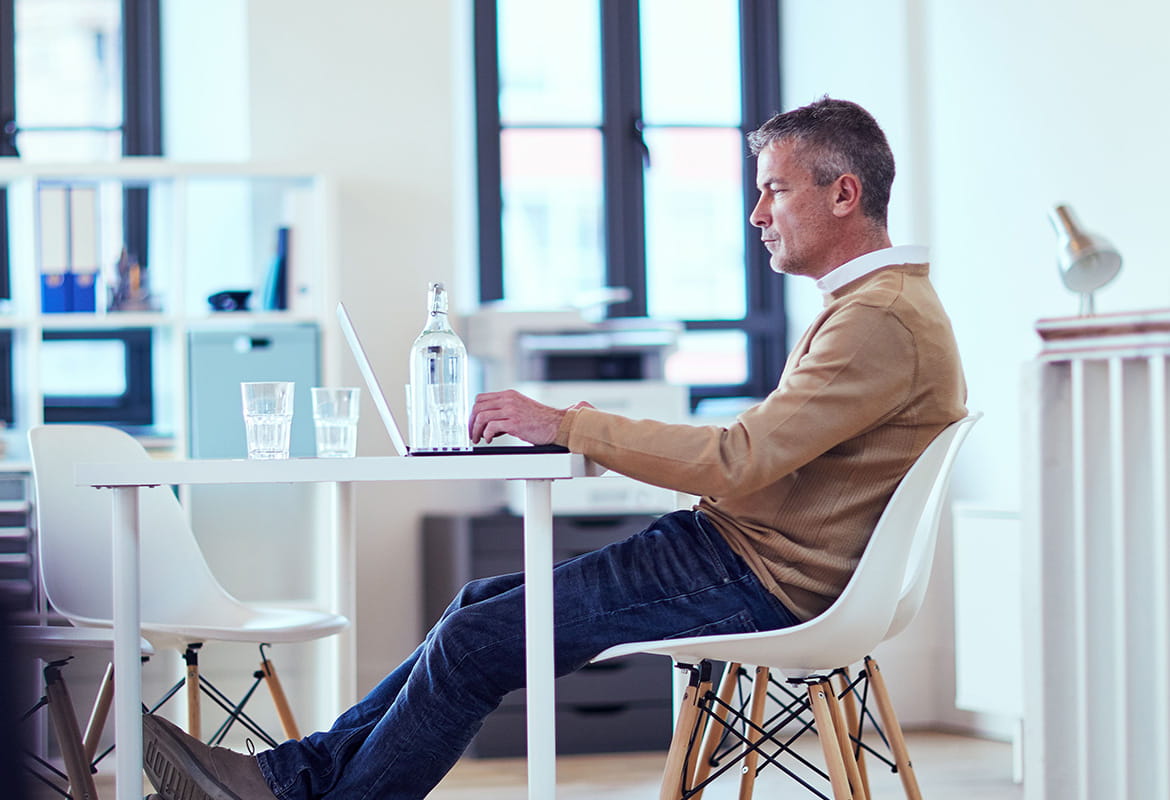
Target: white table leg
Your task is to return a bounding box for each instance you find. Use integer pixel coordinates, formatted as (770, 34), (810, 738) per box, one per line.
(334, 482), (358, 711)
(112, 486), (142, 800)
(523, 479), (556, 799)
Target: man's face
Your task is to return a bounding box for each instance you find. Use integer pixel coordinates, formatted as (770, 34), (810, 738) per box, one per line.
(749, 139), (840, 279)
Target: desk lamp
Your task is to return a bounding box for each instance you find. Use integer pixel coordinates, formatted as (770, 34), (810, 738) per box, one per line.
(1048, 204), (1121, 316)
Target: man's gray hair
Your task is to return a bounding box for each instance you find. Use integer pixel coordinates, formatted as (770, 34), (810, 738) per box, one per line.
(748, 97), (895, 227)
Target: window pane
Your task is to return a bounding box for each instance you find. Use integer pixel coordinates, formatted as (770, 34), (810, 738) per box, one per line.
(639, 0), (741, 126)
(40, 338), (127, 396)
(501, 129), (604, 308)
(665, 330), (747, 387)
(498, 0), (601, 125)
(644, 127), (745, 321)
(15, 131), (122, 162)
(15, 0), (123, 130)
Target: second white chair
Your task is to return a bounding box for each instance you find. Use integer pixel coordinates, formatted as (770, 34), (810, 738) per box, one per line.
(27, 424), (350, 747)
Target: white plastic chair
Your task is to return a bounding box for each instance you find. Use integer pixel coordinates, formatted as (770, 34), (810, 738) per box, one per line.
(27, 424), (350, 747)
(592, 413), (980, 800)
(13, 625), (154, 800)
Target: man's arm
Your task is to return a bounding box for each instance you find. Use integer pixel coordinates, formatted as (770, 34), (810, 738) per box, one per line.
(503, 303), (915, 498)
(470, 302), (915, 499)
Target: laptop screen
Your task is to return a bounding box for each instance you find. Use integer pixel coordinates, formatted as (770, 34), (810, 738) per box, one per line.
(336, 302), (567, 456)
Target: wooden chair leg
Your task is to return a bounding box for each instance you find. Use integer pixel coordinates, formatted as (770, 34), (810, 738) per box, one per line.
(184, 645), (202, 739)
(44, 663), (100, 800)
(261, 655), (301, 740)
(688, 661), (742, 800)
(808, 679), (854, 800)
(659, 663), (711, 800)
(824, 675), (869, 800)
(864, 656), (923, 800)
(836, 667), (870, 798)
(82, 662), (115, 762)
(736, 666), (770, 800)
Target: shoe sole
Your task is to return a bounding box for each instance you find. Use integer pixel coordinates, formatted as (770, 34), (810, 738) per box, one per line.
(142, 716), (239, 800)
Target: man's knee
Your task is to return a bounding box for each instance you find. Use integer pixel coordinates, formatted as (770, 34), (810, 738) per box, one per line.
(427, 604), (524, 694)
(451, 571), (524, 611)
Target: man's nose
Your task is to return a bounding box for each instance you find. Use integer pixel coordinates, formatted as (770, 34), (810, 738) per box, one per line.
(749, 195), (768, 228)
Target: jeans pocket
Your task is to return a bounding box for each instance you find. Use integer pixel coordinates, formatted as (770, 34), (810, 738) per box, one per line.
(665, 609), (758, 640)
(691, 513), (735, 584)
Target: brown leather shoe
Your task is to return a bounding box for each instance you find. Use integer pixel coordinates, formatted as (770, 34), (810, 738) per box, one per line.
(142, 714), (278, 800)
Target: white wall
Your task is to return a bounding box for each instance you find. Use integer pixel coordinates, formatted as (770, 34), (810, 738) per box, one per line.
(782, 0), (1170, 731)
(235, 0), (508, 697)
(165, 0), (1170, 728)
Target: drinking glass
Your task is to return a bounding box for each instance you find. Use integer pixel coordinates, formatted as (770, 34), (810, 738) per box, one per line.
(241, 381), (295, 459)
(311, 387), (360, 457)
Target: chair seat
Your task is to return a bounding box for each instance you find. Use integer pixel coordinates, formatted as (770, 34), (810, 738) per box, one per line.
(592, 615), (871, 679)
(11, 624), (156, 660)
(140, 606), (349, 647)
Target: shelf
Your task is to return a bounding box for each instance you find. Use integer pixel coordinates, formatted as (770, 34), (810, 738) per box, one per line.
(1, 163), (337, 448)
(0, 159), (329, 184)
(0, 310), (322, 331)
(2, 311), (169, 329)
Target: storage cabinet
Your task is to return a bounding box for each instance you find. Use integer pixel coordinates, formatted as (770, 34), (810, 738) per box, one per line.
(422, 513), (675, 757)
(0, 469), (35, 619)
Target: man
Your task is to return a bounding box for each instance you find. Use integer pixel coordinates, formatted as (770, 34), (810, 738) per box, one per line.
(141, 96), (966, 800)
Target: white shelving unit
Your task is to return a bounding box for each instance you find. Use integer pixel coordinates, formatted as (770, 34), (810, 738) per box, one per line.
(1, 160), (352, 733)
(0, 159), (340, 459)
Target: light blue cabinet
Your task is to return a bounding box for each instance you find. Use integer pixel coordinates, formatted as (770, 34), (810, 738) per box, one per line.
(187, 323), (319, 459)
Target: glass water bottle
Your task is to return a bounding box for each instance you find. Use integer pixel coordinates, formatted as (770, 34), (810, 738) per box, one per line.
(408, 282), (472, 451)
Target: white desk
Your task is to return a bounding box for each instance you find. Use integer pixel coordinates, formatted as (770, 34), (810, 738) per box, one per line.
(75, 453), (602, 800)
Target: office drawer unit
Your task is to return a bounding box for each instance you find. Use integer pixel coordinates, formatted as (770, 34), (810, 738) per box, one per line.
(0, 471), (35, 618)
(422, 513), (674, 757)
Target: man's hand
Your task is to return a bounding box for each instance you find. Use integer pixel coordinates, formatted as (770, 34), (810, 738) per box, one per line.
(470, 390), (592, 445)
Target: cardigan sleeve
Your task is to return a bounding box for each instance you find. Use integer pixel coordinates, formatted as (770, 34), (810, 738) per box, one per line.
(558, 301), (917, 498)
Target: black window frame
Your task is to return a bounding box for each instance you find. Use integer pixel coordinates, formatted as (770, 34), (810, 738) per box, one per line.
(474, 0), (786, 406)
(0, 0), (163, 300)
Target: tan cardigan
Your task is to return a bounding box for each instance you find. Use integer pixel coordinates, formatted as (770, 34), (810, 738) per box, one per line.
(554, 263), (967, 620)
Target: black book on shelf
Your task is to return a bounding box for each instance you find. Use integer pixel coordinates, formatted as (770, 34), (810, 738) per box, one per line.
(263, 226), (290, 311)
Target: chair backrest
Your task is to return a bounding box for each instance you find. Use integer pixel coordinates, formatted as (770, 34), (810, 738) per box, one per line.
(791, 412), (980, 664)
(884, 414), (981, 640)
(28, 424), (253, 634)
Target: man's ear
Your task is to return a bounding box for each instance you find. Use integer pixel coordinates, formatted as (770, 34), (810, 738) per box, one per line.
(831, 173), (863, 218)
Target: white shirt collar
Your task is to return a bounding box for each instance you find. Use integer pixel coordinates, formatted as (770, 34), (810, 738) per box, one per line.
(815, 245), (930, 294)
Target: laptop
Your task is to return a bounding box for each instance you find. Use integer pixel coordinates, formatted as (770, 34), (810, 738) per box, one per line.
(336, 301), (569, 457)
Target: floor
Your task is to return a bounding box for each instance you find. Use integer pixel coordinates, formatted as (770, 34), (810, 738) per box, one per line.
(432, 731), (1020, 799)
(49, 730), (1020, 799)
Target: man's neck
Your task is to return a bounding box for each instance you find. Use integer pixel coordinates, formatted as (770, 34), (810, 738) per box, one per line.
(811, 229), (893, 280)
(815, 244), (928, 295)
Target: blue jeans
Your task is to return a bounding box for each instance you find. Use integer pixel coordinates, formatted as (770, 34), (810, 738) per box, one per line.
(257, 509), (798, 800)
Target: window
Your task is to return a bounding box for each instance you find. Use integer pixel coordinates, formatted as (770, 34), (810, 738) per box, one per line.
(0, 0), (162, 299)
(475, 0), (785, 407)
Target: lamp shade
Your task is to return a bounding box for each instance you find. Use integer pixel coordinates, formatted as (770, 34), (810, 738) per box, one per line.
(1049, 204), (1121, 296)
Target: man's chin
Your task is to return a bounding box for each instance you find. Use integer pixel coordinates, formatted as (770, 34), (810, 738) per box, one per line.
(772, 258), (812, 277)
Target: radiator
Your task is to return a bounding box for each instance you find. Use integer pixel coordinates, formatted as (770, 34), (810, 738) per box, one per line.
(1024, 310), (1170, 800)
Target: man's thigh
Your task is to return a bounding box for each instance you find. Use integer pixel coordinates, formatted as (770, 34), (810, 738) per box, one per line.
(547, 510), (783, 672)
